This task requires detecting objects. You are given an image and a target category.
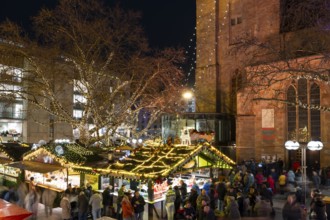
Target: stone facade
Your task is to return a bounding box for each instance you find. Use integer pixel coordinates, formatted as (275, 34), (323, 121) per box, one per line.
(195, 0), (330, 167)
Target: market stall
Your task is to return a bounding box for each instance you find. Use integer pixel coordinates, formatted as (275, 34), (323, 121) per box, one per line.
(104, 142), (235, 219)
(0, 143), (30, 185)
(8, 144), (93, 192)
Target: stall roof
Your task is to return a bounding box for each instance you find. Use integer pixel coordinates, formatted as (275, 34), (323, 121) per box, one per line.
(107, 142), (236, 179)
(0, 158), (12, 164)
(0, 143), (31, 162)
(7, 161), (63, 173)
(23, 144), (109, 170)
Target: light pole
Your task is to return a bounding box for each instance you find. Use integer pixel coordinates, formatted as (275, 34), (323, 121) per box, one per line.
(284, 140), (323, 205)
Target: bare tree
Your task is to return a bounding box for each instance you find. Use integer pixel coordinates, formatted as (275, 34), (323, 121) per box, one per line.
(230, 0), (330, 111)
(0, 0), (186, 146)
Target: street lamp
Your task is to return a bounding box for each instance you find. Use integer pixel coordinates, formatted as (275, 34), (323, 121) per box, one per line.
(284, 140), (323, 204)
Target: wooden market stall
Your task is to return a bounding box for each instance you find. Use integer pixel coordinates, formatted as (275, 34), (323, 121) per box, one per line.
(0, 143), (31, 186)
(6, 144), (95, 192)
(103, 142), (236, 219)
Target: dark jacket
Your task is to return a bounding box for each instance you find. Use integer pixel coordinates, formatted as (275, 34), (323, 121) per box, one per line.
(78, 193), (89, 213)
(102, 188), (112, 206)
(310, 198), (327, 220)
(131, 195), (146, 213)
(282, 201), (304, 220)
(216, 181), (227, 201)
(202, 209), (216, 220)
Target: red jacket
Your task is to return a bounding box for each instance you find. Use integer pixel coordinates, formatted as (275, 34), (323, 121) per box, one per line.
(121, 196), (134, 218)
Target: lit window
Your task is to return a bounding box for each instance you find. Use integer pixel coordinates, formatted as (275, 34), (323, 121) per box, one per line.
(73, 94), (86, 104)
(73, 109), (83, 118)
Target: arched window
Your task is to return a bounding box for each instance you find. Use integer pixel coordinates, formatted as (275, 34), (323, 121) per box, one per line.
(286, 79), (320, 141)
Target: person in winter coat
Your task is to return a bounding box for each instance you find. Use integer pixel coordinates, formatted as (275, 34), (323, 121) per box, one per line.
(60, 190), (71, 220)
(202, 205), (216, 220)
(260, 183), (273, 206)
(208, 184), (216, 210)
(287, 170), (296, 185)
(184, 201), (196, 220)
(17, 182), (28, 208)
(310, 190), (327, 220)
(188, 188), (198, 212)
(25, 189), (40, 220)
(266, 175), (275, 194)
(196, 190), (210, 220)
(255, 171), (264, 191)
(216, 179), (227, 212)
(224, 196), (241, 220)
(312, 171), (321, 190)
(122, 194), (134, 220)
(282, 193), (305, 220)
(78, 190), (89, 220)
(174, 186), (181, 214)
(247, 187), (257, 216)
(179, 180), (188, 205)
(165, 186), (176, 220)
(131, 190), (146, 220)
(102, 186), (112, 216)
(117, 184), (126, 219)
(42, 188), (57, 217)
(278, 172), (287, 194)
(236, 191), (247, 217)
(253, 196), (273, 217)
(89, 191), (103, 220)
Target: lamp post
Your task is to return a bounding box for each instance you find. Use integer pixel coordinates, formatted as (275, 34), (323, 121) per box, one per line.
(284, 140), (323, 205)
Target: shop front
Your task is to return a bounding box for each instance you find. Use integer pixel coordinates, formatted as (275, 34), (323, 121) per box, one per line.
(7, 160), (67, 192)
(17, 146), (85, 192)
(0, 143), (30, 186)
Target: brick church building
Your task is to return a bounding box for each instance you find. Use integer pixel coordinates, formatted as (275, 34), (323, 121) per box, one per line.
(195, 0), (330, 170)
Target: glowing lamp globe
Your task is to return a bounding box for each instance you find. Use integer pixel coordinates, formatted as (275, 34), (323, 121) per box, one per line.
(285, 140), (300, 150)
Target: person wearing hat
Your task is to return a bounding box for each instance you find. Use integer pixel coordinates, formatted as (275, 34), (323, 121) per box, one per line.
(131, 190), (146, 220)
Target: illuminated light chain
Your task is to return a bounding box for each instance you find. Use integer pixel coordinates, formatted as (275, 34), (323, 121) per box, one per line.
(23, 146), (85, 166)
(196, 0), (230, 78)
(0, 148), (14, 161)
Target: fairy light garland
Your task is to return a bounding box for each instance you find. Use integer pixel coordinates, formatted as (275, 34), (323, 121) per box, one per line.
(196, 0), (230, 80)
(23, 145), (87, 166)
(107, 143), (235, 179)
(0, 148), (14, 161)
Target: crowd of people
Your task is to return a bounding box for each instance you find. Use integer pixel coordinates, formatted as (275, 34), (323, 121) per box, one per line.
(0, 157), (329, 220)
(162, 158), (328, 220)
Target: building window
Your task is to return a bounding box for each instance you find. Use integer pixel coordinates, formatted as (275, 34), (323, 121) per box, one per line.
(237, 17), (242, 24)
(73, 109), (83, 119)
(73, 94), (86, 104)
(286, 78), (321, 141)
